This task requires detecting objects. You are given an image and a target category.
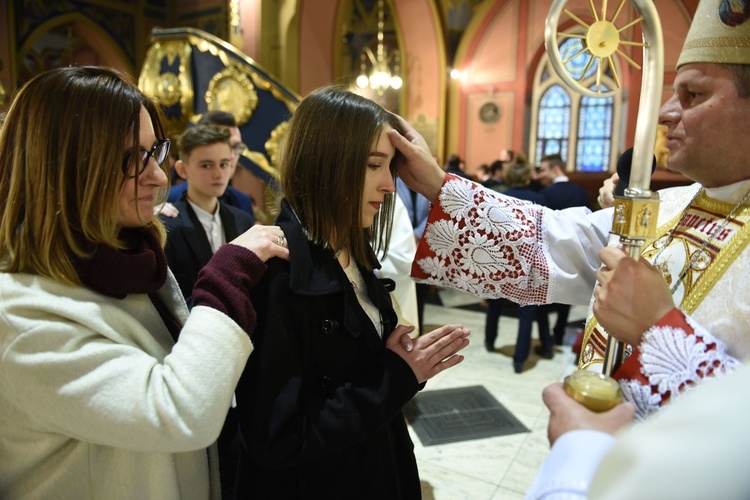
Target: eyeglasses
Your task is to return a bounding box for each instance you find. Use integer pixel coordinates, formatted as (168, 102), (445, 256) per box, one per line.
(230, 143), (247, 157)
(122, 139), (171, 178)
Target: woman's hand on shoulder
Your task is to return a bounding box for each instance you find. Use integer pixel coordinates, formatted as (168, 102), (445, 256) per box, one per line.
(230, 225), (290, 262)
(386, 324), (470, 383)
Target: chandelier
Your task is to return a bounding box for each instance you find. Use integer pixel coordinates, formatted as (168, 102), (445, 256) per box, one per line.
(356, 0), (402, 94)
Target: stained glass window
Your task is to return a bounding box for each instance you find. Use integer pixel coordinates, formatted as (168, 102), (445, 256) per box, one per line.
(560, 38), (598, 81)
(536, 84), (570, 161)
(531, 33), (619, 172)
(576, 84), (614, 171)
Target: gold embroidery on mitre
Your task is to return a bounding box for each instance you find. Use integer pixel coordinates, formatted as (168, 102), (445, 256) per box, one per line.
(678, 0), (750, 68)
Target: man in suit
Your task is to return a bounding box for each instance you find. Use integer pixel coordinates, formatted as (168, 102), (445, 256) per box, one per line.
(536, 153), (590, 345)
(162, 125), (254, 307)
(167, 111), (255, 219)
(536, 153), (590, 209)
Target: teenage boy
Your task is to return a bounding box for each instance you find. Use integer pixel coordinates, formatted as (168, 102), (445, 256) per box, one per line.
(161, 125), (254, 307)
(167, 111), (255, 219)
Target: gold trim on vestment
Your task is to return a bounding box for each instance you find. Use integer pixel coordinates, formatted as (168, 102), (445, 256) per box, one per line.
(579, 191), (750, 371)
(680, 195), (750, 313)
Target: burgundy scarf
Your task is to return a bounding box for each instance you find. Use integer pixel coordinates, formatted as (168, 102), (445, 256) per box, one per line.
(73, 227), (181, 340)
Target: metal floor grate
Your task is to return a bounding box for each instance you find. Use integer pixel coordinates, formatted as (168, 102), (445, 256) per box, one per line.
(404, 385), (529, 446)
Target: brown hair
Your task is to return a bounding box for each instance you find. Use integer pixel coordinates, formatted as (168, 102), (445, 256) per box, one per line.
(197, 110), (238, 128)
(505, 162), (533, 188)
(539, 153), (565, 170)
(278, 85), (402, 270)
(0, 66), (168, 285)
(177, 125), (231, 160)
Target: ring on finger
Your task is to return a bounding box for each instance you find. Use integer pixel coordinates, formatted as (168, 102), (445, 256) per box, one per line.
(276, 235), (286, 247)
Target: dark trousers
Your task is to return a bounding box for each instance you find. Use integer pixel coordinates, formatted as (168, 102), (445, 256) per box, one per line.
(484, 298), (505, 349)
(548, 303), (571, 344)
(513, 305), (552, 364)
(416, 283), (429, 334)
(218, 407), (240, 500)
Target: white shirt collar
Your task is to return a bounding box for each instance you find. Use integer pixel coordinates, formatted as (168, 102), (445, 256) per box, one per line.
(187, 199), (225, 253)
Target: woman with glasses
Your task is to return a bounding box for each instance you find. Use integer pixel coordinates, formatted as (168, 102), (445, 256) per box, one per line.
(233, 86), (471, 499)
(0, 66), (288, 499)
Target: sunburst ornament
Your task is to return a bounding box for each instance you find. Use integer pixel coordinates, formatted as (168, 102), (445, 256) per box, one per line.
(544, 0), (665, 380)
(545, 0), (654, 97)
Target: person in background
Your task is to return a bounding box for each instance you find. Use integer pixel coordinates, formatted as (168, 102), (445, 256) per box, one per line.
(536, 153), (590, 210)
(535, 153), (590, 346)
(499, 148), (515, 163)
(161, 125), (254, 306)
(484, 159), (508, 192)
(0, 65), (289, 499)
(233, 86), (470, 499)
(396, 177), (432, 333)
(503, 161), (546, 203)
(164, 111), (255, 222)
(483, 159), (533, 353)
(444, 153), (471, 179)
(507, 162), (554, 370)
(476, 163), (491, 184)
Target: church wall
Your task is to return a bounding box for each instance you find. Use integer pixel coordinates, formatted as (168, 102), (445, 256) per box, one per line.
(451, 0), (522, 172)
(448, 0), (695, 174)
(0, 0), (700, 177)
(391, 0), (445, 155)
(297, 0), (337, 95)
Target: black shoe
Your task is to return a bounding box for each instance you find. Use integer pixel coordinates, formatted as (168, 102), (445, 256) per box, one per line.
(485, 341), (495, 352)
(513, 362), (524, 373)
(534, 345), (554, 359)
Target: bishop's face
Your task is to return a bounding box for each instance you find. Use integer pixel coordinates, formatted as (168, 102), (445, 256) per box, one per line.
(659, 63), (750, 188)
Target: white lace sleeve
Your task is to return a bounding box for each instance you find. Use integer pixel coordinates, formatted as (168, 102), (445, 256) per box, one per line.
(416, 178), (548, 303)
(618, 312), (740, 421)
(412, 175), (609, 305)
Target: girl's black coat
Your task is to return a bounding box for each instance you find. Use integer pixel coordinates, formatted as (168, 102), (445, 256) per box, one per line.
(235, 200), (422, 499)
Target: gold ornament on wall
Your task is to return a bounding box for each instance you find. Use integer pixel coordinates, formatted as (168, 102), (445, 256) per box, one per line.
(0, 78), (7, 107)
(138, 39), (195, 136)
(265, 121), (289, 167)
(205, 66), (259, 126)
(479, 102), (501, 124)
(154, 71), (182, 107)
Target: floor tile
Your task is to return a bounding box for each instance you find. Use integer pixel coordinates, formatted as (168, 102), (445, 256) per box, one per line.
(412, 292), (588, 499)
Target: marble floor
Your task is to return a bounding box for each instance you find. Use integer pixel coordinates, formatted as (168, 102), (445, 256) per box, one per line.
(410, 288), (585, 499)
